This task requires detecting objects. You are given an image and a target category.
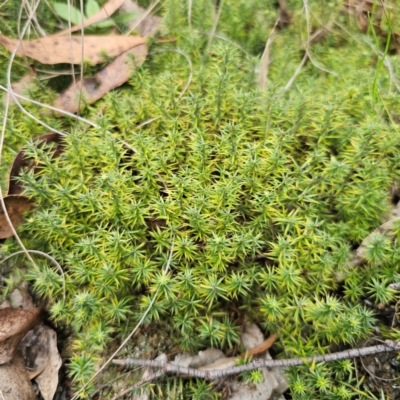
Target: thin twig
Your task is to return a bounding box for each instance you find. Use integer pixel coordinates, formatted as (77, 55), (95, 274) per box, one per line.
(359, 338), (400, 383)
(0, 84), (98, 133)
(195, 31), (250, 56)
(283, 51), (308, 91)
(334, 20), (400, 93)
(258, 18), (280, 90)
(125, 0), (161, 36)
(284, 0), (336, 91)
(149, 49), (193, 101)
(205, 0), (224, 55)
(302, 0), (337, 77)
(113, 340), (400, 380)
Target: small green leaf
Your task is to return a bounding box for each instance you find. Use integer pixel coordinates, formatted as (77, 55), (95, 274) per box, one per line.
(91, 19), (116, 29)
(112, 11), (140, 24)
(85, 0), (100, 18)
(53, 2), (85, 25)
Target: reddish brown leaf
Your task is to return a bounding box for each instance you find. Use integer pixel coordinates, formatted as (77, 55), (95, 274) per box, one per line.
(0, 34), (146, 65)
(56, 0), (125, 35)
(0, 308), (42, 364)
(0, 196), (34, 239)
(53, 43), (147, 113)
(8, 133), (64, 196)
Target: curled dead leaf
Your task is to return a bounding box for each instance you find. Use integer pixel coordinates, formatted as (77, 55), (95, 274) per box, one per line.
(0, 307), (42, 364)
(0, 34), (146, 65)
(0, 196), (34, 239)
(53, 43), (147, 113)
(8, 133), (64, 195)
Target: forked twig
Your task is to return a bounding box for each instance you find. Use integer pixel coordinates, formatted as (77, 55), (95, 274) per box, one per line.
(113, 340), (400, 380)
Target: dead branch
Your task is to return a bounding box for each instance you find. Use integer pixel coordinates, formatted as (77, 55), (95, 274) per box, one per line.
(113, 340), (400, 380)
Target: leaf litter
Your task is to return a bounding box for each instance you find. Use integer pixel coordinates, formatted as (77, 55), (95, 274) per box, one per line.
(53, 43), (147, 113)
(0, 289), (62, 400)
(0, 34), (146, 65)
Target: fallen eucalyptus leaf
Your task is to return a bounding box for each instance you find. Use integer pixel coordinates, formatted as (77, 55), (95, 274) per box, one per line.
(53, 43), (147, 113)
(0, 34), (146, 65)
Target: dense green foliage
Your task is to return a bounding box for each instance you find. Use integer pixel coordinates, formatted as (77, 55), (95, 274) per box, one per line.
(2, 0), (400, 398)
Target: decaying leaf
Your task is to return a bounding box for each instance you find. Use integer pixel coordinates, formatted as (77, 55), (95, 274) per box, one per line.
(56, 0), (125, 35)
(8, 133), (64, 195)
(19, 325), (62, 400)
(0, 34), (146, 65)
(0, 196), (34, 239)
(53, 43), (147, 113)
(0, 354), (36, 400)
(0, 307), (42, 364)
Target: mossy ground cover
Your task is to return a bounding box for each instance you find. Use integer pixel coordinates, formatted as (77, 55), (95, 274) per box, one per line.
(1, 0), (400, 398)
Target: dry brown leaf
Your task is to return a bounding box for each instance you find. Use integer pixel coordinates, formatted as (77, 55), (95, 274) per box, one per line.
(8, 133), (64, 195)
(0, 308), (42, 364)
(0, 34), (146, 65)
(53, 43), (147, 113)
(19, 325), (62, 400)
(56, 0), (125, 35)
(0, 354), (36, 400)
(0, 196), (34, 239)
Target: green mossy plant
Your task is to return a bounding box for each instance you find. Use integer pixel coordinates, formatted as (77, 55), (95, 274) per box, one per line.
(1, 0), (400, 398)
